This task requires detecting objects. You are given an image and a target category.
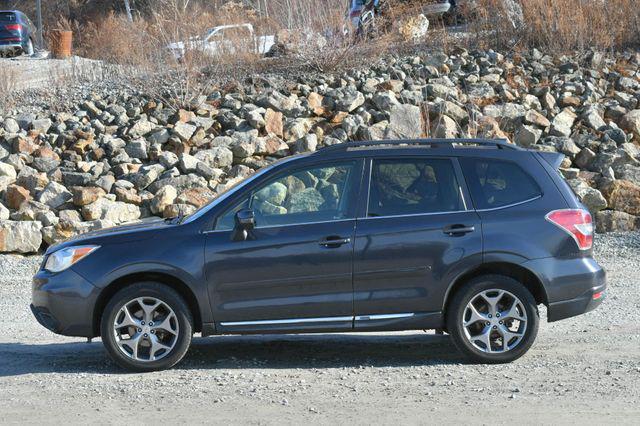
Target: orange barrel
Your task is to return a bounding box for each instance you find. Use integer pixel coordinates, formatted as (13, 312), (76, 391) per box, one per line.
(50, 30), (73, 59)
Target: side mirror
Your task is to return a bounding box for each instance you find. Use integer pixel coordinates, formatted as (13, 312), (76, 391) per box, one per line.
(235, 209), (255, 230)
(232, 209), (255, 242)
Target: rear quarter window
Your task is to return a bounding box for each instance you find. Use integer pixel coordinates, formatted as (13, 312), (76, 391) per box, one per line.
(0, 12), (16, 22)
(460, 158), (542, 210)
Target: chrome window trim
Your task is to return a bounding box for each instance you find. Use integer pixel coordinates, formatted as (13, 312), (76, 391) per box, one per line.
(360, 210), (469, 221)
(202, 218), (355, 234)
(475, 195), (542, 212)
(355, 313), (415, 321)
(220, 316), (353, 327)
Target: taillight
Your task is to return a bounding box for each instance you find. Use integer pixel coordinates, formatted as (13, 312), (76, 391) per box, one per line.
(5, 24), (22, 32)
(545, 209), (593, 250)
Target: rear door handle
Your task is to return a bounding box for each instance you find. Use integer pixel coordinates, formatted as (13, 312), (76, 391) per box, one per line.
(442, 225), (475, 235)
(318, 236), (351, 247)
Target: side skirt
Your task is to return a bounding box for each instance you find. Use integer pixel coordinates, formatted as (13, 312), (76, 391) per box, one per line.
(206, 312), (444, 336)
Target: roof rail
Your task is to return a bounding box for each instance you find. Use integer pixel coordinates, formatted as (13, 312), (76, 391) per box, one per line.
(316, 138), (520, 154)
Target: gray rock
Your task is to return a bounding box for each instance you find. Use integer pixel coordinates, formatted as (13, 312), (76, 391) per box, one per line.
(0, 163), (17, 180)
(37, 182), (72, 209)
(385, 104), (423, 139)
(581, 106), (606, 130)
(0, 202), (9, 220)
(147, 128), (170, 145)
(172, 122), (197, 142)
(2, 118), (20, 133)
(125, 139), (148, 160)
(293, 134), (318, 153)
(550, 109), (577, 137)
(30, 118), (52, 133)
(0, 220), (42, 253)
(514, 124), (542, 147)
(194, 147), (234, 169)
(372, 91), (400, 111)
(150, 185), (178, 215)
(82, 198), (141, 224)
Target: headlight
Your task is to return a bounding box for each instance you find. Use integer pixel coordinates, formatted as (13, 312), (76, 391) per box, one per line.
(44, 245), (100, 273)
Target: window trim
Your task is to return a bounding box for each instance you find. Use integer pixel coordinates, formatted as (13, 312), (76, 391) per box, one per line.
(212, 159), (363, 231)
(363, 156), (470, 219)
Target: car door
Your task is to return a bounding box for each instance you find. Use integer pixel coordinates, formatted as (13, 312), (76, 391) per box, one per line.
(353, 156), (482, 330)
(204, 159), (364, 332)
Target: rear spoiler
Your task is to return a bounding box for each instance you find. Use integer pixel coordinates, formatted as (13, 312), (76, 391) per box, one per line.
(536, 152), (565, 170)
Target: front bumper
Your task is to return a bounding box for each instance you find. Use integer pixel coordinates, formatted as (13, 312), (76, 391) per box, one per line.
(523, 256), (606, 322)
(31, 267), (100, 337)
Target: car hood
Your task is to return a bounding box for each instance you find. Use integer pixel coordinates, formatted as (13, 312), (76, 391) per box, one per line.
(45, 219), (170, 255)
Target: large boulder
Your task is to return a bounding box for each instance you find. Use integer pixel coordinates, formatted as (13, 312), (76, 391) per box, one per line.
(194, 147), (233, 169)
(385, 104), (423, 139)
(37, 182), (72, 210)
(0, 220), (42, 253)
(81, 198), (141, 224)
(600, 180), (640, 216)
(595, 210), (639, 233)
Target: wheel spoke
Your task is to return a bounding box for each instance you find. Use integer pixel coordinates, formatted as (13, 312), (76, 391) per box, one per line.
(137, 298), (161, 323)
(152, 313), (178, 336)
(149, 334), (172, 360)
(480, 290), (504, 316)
(498, 324), (523, 350)
(118, 334), (142, 359)
(500, 299), (526, 322)
(116, 304), (141, 329)
(464, 303), (488, 327)
(471, 326), (493, 353)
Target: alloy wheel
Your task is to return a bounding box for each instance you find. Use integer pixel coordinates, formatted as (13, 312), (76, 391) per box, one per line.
(462, 289), (528, 353)
(112, 297), (179, 362)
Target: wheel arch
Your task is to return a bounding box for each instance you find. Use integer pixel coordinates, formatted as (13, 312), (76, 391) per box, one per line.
(93, 272), (202, 336)
(443, 262), (548, 316)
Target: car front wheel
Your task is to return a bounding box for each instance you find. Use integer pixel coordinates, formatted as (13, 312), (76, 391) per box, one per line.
(446, 275), (539, 363)
(100, 282), (193, 372)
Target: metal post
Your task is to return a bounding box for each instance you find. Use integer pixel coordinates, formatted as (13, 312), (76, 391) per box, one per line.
(124, 0), (134, 22)
(36, 0), (43, 48)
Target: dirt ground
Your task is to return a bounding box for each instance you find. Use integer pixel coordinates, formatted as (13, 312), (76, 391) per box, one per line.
(0, 233), (639, 425)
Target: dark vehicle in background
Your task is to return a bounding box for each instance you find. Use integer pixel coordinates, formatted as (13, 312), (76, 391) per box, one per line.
(31, 139), (606, 372)
(0, 10), (37, 57)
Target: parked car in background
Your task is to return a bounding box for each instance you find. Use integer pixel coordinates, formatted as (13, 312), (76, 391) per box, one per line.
(0, 10), (37, 57)
(166, 23), (275, 61)
(31, 139), (606, 371)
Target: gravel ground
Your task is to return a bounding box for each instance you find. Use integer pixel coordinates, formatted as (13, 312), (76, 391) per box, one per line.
(0, 233), (639, 425)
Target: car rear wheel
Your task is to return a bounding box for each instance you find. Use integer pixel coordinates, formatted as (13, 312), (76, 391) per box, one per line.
(100, 282), (193, 372)
(446, 275), (539, 363)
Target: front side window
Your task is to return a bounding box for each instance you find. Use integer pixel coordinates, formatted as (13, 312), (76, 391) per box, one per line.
(367, 158), (464, 217)
(460, 158), (542, 210)
(216, 162), (357, 230)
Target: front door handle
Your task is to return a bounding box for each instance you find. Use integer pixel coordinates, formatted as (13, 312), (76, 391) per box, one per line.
(318, 236), (351, 247)
(442, 224), (475, 235)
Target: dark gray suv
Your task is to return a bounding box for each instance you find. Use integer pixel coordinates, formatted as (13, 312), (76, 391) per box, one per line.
(31, 139), (606, 371)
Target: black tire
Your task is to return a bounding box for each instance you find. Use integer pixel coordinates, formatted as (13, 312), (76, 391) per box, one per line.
(100, 282), (193, 372)
(446, 275), (539, 364)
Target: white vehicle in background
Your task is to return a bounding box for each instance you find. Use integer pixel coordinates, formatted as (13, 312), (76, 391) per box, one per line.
(166, 23), (275, 60)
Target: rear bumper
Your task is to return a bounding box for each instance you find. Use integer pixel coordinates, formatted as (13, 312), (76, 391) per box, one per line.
(522, 256), (606, 322)
(31, 267), (100, 337)
(547, 285), (606, 322)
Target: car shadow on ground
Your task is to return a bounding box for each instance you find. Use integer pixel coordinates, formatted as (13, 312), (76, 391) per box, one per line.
(0, 333), (464, 377)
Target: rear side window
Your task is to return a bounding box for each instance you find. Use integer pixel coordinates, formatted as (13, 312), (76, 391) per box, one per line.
(0, 13), (16, 22)
(460, 158), (541, 210)
(368, 158), (464, 217)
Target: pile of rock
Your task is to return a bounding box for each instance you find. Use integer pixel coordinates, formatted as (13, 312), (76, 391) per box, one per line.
(1, 48), (639, 253)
